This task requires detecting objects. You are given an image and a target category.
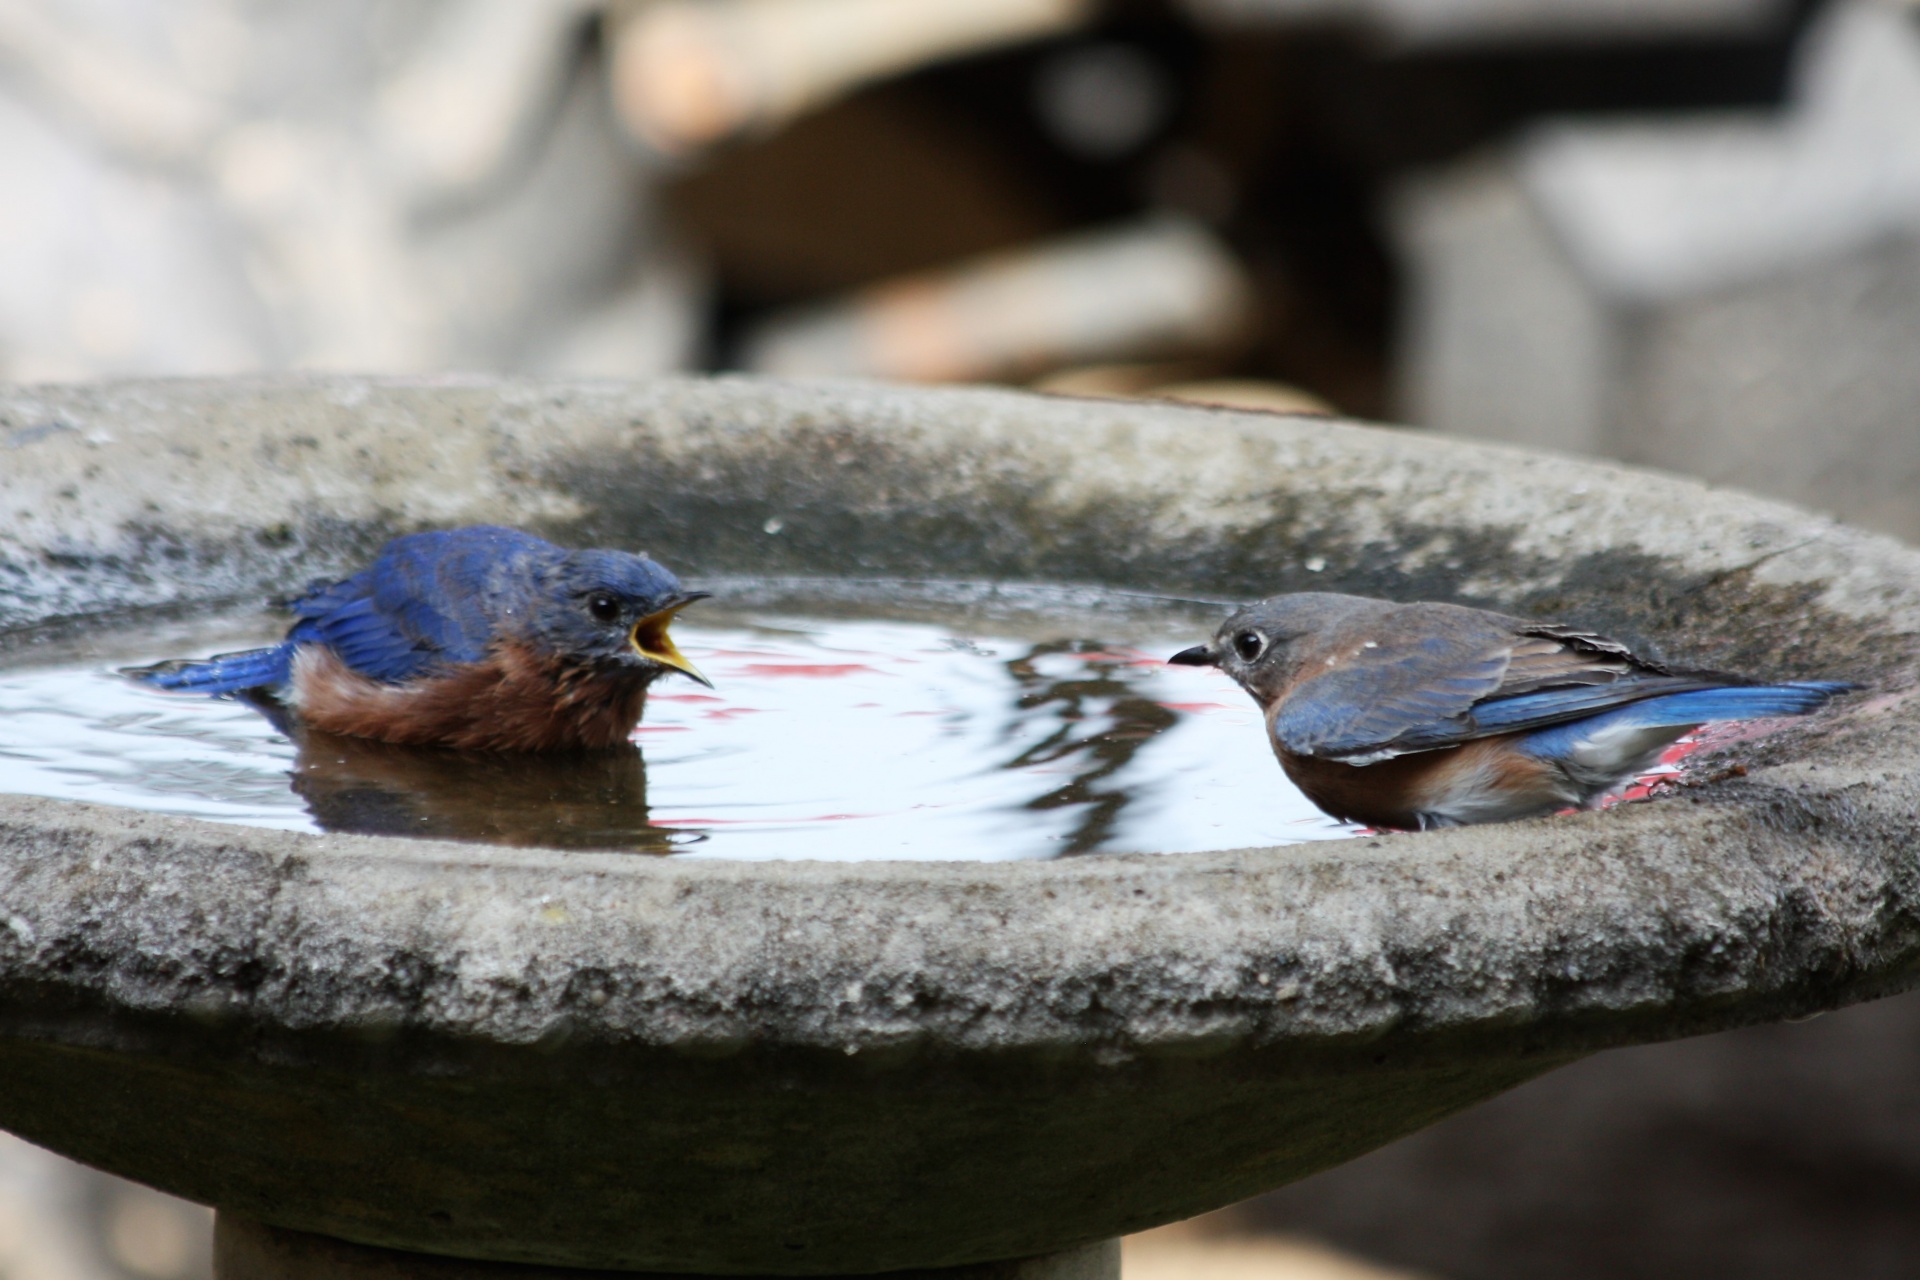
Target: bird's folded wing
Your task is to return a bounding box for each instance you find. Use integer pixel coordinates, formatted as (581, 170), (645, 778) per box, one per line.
(1272, 625), (1710, 764)
(288, 592), (441, 684)
(1269, 634), (1513, 764)
(287, 546), (499, 684)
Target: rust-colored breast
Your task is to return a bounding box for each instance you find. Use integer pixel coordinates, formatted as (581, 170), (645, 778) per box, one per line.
(1277, 749), (1436, 830)
(289, 642), (653, 752)
(1277, 735), (1567, 830)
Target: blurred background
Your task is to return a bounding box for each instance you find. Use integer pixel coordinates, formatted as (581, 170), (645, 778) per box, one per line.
(4, 0), (1920, 1277)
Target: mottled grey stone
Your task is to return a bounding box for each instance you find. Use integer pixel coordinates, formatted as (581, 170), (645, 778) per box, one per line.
(0, 375), (1915, 1273)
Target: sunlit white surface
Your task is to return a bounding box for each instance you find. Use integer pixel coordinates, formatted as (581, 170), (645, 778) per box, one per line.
(0, 612), (1359, 860)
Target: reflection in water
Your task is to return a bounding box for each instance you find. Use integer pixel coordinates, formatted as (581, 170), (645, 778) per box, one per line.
(1003, 641), (1178, 854)
(285, 722), (687, 853)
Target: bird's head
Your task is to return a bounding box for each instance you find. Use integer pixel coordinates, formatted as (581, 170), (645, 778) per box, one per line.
(1168, 592), (1383, 706)
(532, 549), (711, 686)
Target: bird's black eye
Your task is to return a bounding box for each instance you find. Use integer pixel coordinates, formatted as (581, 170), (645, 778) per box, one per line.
(587, 593), (621, 623)
(1232, 630), (1267, 662)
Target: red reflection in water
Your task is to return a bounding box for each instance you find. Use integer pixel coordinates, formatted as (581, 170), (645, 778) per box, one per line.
(732, 663), (880, 678)
(668, 811), (884, 825)
(652, 693), (725, 704)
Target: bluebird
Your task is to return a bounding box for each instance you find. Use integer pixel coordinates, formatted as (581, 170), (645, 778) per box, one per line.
(126, 525), (709, 752)
(1169, 593), (1853, 830)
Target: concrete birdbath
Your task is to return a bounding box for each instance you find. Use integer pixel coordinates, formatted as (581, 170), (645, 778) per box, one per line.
(0, 376), (1915, 1278)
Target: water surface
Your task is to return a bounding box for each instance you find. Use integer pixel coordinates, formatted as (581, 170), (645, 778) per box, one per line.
(0, 582), (1360, 859)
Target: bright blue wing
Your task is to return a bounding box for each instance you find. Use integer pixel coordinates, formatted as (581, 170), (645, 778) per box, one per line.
(286, 527), (557, 685)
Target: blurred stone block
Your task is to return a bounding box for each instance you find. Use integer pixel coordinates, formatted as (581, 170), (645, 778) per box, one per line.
(0, 1132), (211, 1280)
(376, 0), (601, 198)
(0, 0), (700, 382)
(1393, 0), (1920, 541)
(743, 217), (1252, 382)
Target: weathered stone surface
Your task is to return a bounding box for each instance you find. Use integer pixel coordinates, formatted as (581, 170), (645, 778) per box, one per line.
(0, 375), (1914, 1272)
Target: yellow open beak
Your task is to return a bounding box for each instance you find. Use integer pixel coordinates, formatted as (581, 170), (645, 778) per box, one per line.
(631, 596), (712, 687)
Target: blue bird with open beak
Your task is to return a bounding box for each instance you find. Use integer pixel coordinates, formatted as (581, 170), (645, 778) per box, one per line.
(126, 526), (709, 752)
(1171, 592), (1853, 830)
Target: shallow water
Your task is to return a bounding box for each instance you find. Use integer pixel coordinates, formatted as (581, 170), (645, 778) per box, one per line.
(0, 583), (1361, 860)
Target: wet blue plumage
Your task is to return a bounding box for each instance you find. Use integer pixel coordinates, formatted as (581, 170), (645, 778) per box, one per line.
(126, 526), (707, 751)
(283, 527), (557, 685)
(137, 528), (550, 694)
(135, 645), (293, 695)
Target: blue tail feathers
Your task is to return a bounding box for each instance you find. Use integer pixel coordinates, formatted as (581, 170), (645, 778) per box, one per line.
(1515, 680), (1853, 765)
(1612, 681), (1854, 728)
(122, 644), (295, 696)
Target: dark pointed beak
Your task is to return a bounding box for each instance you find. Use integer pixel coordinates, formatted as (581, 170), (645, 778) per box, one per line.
(1168, 644), (1216, 667)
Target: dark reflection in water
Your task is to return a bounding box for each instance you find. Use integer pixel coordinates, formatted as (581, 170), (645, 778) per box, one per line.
(286, 724), (689, 853)
(1003, 641), (1179, 855)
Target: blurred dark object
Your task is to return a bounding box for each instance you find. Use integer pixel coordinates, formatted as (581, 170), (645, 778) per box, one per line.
(666, 3), (1819, 415)
(1240, 986), (1920, 1280)
(664, 84), (1072, 305)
